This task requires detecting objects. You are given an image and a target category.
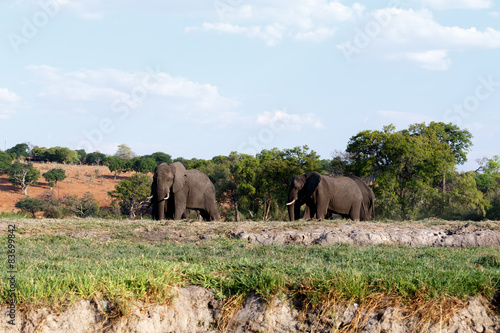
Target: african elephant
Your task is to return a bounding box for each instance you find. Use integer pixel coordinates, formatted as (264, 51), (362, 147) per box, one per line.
(286, 172), (364, 221)
(350, 176), (375, 221)
(151, 162), (220, 221)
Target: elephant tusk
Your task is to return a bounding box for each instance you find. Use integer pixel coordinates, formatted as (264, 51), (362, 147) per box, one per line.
(164, 193), (170, 200)
(286, 199), (296, 206)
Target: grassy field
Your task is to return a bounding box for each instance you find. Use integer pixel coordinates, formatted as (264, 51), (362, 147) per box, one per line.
(1, 218), (499, 320)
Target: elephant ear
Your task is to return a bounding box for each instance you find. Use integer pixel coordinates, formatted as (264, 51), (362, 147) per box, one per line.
(171, 162), (187, 193)
(305, 172), (321, 198)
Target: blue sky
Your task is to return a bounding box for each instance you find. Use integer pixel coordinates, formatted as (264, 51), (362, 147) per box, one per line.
(0, 0), (499, 170)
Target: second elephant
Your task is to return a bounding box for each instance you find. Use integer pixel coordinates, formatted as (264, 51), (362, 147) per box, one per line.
(350, 176), (375, 221)
(287, 172), (365, 221)
(151, 162), (220, 221)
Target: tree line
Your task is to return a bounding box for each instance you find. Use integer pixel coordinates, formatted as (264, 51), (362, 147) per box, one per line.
(1, 122), (499, 221)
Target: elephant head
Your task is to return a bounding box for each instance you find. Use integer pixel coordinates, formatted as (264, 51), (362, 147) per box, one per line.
(152, 162), (187, 220)
(286, 172), (321, 221)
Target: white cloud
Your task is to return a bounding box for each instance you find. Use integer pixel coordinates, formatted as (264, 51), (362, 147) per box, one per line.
(371, 8), (500, 49)
(186, 23), (285, 46)
(256, 109), (324, 130)
(416, 0), (493, 10)
(338, 8), (500, 69)
(26, 65), (240, 121)
(187, 0), (364, 45)
(0, 88), (21, 119)
(295, 27), (337, 42)
(404, 50), (452, 70)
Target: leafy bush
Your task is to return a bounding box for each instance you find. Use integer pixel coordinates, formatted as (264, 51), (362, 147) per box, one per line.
(38, 191), (66, 218)
(43, 168), (67, 188)
(15, 196), (44, 218)
(64, 192), (100, 218)
(15, 192), (101, 219)
(109, 173), (152, 219)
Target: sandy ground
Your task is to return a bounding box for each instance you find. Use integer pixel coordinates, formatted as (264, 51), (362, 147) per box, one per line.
(0, 162), (136, 213)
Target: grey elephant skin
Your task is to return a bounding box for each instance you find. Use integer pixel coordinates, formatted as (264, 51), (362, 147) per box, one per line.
(151, 162), (220, 221)
(350, 176), (375, 220)
(287, 172), (366, 221)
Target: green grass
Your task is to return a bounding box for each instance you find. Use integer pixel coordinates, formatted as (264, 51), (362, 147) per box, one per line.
(1, 219), (499, 314)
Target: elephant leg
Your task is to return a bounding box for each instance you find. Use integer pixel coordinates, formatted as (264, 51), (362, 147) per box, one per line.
(174, 202), (187, 220)
(350, 203), (361, 221)
(210, 209), (220, 221)
(181, 210), (190, 219)
(302, 205), (310, 220)
(294, 204), (301, 220)
(200, 210), (210, 221)
(307, 203), (317, 220)
(205, 202), (220, 221)
(316, 199), (329, 220)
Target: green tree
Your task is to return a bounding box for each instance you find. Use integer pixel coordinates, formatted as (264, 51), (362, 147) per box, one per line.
(6, 143), (30, 158)
(43, 168), (67, 188)
(105, 156), (127, 179)
(108, 173), (152, 219)
(8, 162), (40, 195)
(31, 147), (49, 162)
(46, 147), (79, 164)
(85, 152), (106, 165)
(203, 153), (258, 221)
(475, 155), (500, 219)
(128, 157), (157, 174)
(346, 122), (473, 219)
(445, 172), (490, 219)
(15, 196), (44, 218)
(146, 152), (172, 165)
(115, 144), (134, 160)
(328, 150), (352, 176)
(75, 149), (87, 163)
(0, 151), (13, 174)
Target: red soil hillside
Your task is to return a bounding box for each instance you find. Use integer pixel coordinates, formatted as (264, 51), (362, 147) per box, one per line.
(0, 162), (137, 214)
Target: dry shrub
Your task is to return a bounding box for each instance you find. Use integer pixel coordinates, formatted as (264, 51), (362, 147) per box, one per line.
(296, 287), (470, 333)
(217, 294), (245, 332)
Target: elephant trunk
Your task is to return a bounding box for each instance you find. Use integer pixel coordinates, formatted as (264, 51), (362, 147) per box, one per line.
(158, 199), (165, 220)
(156, 185), (169, 220)
(288, 203), (295, 221)
(287, 192), (298, 221)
